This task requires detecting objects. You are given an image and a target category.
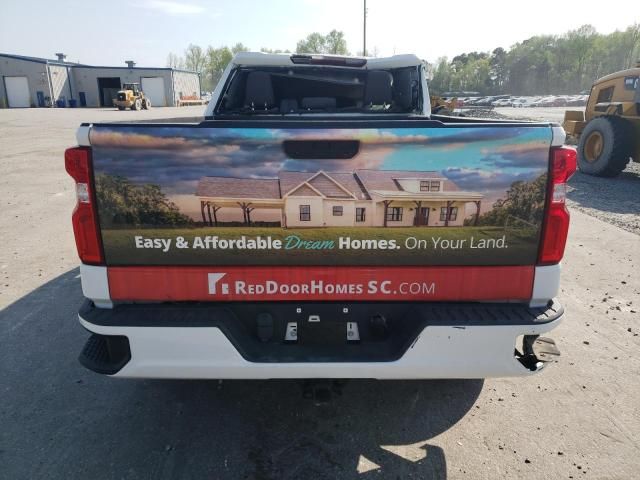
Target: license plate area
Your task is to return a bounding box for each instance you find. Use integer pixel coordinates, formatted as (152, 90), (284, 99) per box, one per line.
(232, 303), (422, 361)
(297, 316), (359, 345)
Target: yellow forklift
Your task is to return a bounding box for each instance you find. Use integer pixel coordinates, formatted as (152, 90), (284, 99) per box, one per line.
(564, 64), (640, 177)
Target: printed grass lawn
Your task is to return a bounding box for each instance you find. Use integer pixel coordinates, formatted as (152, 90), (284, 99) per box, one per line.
(101, 226), (539, 266)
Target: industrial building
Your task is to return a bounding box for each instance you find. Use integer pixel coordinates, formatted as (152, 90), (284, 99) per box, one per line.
(0, 53), (201, 108)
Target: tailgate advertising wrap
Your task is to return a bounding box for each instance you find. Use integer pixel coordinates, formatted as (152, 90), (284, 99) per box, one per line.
(107, 266), (534, 302)
(90, 125), (551, 267)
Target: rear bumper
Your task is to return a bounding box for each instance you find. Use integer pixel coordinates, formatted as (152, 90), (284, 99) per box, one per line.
(78, 299), (564, 379)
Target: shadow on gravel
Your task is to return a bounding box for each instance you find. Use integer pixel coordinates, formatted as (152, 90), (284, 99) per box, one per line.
(1, 269), (483, 480)
(567, 168), (640, 216)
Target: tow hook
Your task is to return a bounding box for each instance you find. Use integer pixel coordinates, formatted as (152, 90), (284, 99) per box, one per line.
(301, 379), (348, 405)
(518, 335), (561, 371)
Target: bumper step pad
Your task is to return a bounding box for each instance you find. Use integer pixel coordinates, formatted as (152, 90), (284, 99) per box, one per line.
(78, 333), (131, 375)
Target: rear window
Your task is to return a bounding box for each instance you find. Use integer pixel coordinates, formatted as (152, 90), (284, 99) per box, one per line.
(216, 66), (421, 115)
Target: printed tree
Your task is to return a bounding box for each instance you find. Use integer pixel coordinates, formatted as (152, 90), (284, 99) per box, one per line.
(95, 174), (193, 227)
(470, 173), (547, 227)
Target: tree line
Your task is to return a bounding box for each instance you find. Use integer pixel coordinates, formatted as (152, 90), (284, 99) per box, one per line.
(167, 30), (349, 91)
(167, 23), (639, 95)
(430, 23), (640, 95)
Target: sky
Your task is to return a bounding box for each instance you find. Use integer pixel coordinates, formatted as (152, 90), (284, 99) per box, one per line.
(1, 0), (638, 67)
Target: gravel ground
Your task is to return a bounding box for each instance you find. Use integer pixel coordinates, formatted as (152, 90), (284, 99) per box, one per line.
(494, 106), (580, 124)
(1, 107), (639, 479)
(457, 106), (579, 123)
(473, 106), (640, 235)
(567, 162), (640, 235)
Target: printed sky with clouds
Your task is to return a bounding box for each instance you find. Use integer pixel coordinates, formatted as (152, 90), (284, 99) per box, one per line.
(91, 125), (551, 203)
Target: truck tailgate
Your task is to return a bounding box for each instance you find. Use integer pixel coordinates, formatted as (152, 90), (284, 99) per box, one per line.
(88, 121), (553, 302)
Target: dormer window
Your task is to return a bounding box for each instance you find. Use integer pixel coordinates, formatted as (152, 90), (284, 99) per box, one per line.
(420, 180), (442, 192)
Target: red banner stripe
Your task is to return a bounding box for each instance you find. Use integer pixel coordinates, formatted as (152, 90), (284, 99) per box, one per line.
(107, 266), (534, 302)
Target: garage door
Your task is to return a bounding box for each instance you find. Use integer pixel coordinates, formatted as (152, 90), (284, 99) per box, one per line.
(141, 77), (167, 106)
(5, 76), (31, 108)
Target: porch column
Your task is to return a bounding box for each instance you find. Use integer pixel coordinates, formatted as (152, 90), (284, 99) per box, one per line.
(413, 201), (422, 226)
(444, 200), (454, 227)
(383, 200), (392, 227)
(238, 202), (246, 224)
(200, 201), (207, 224)
(237, 202), (253, 225)
(212, 205), (221, 227)
(474, 201), (481, 226)
(206, 202), (213, 226)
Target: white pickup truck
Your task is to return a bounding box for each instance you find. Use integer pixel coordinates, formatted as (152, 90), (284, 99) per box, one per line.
(66, 52), (575, 380)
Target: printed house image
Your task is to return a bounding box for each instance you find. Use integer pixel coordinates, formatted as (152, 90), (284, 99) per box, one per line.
(196, 170), (484, 228)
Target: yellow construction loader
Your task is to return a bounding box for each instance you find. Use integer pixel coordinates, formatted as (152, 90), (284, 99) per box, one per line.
(564, 64), (640, 177)
(430, 95), (458, 115)
(113, 83), (151, 111)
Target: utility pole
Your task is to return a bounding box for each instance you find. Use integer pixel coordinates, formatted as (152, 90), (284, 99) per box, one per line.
(363, 0), (367, 57)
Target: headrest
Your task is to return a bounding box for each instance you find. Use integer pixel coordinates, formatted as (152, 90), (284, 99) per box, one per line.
(393, 69), (414, 109)
(364, 70), (393, 106)
(244, 71), (275, 109)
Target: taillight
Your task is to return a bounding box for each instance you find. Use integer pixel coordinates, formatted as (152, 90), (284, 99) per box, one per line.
(538, 146), (577, 265)
(65, 147), (104, 264)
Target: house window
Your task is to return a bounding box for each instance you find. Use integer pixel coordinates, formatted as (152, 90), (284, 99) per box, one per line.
(332, 206), (343, 216)
(440, 206), (458, 221)
(386, 207), (403, 222)
(299, 205), (311, 221)
(356, 207), (366, 222)
(420, 180), (441, 192)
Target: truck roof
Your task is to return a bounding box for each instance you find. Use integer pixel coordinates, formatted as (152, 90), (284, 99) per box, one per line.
(231, 52), (423, 69)
(595, 66), (640, 85)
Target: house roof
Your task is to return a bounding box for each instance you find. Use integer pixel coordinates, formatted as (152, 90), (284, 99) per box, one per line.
(278, 172), (316, 196)
(288, 184), (322, 197)
(196, 177), (281, 199)
(325, 172), (370, 200)
(280, 171), (365, 199)
(197, 170), (466, 200)
(354, 169), (460, 193)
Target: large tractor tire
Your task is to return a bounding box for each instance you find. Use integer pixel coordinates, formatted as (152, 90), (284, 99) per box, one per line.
(577, 116), (633, 177)
(132, 98), (142, 111)
(143, 98), (151, 110)
(117, 106), (125, 111)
